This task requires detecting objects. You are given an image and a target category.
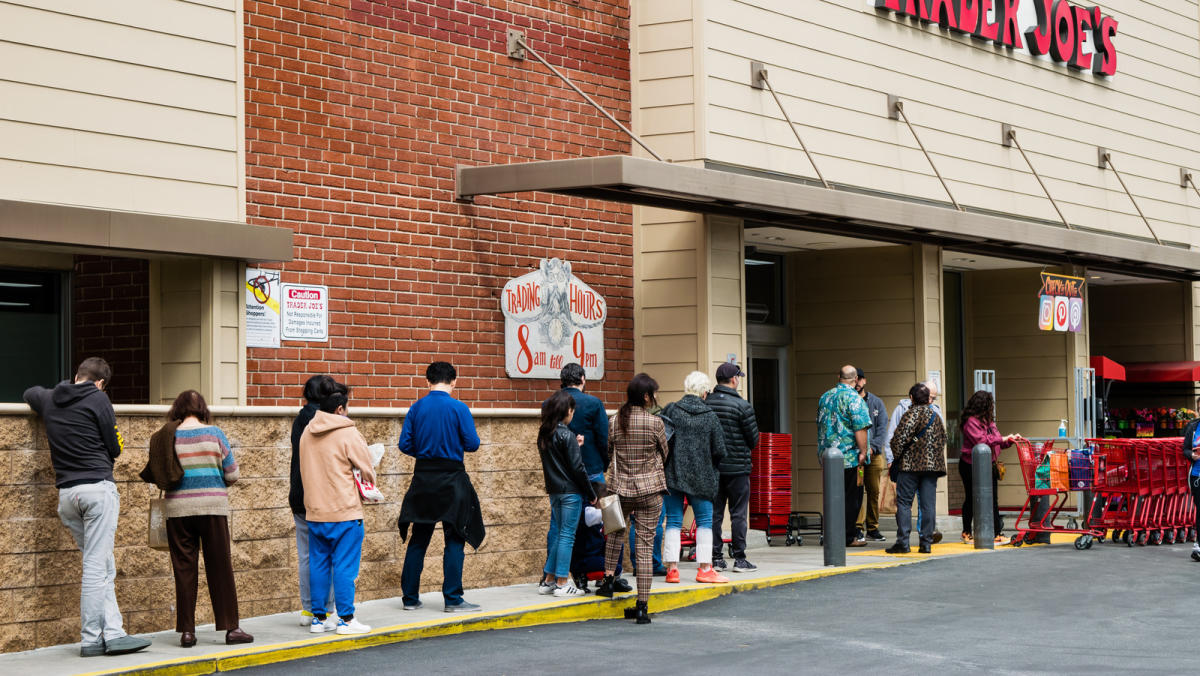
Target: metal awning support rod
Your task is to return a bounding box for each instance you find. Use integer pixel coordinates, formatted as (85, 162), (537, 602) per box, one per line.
(507, 29), (663, 162)
(1098, 147), (1160, 245)
(1002, 125), (1071, 230)
(1183, 168), (1200, 201)
(887, 95), (961, 211)
(751, 63), (830, 189)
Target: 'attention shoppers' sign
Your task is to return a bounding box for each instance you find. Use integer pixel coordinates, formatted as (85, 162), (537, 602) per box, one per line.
(1037, 272), (1084, 333)
(873, 0), (1118, 76)
(501, 258), (605, 379)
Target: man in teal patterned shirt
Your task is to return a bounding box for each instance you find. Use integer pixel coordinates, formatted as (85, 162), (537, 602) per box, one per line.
(817, 365), (873, 547)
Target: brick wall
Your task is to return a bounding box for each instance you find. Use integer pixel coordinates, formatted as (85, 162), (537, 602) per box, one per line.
(0, 411), (549, 653)
(71, 256), (150, 404)
(244, 0), (634, 408)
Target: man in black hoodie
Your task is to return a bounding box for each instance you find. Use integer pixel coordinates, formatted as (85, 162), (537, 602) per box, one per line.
(706, 362), (760, 573)
(23, 357), (150, 657)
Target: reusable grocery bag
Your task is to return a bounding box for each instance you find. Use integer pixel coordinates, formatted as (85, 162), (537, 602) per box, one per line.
(148, 492), (169, 551)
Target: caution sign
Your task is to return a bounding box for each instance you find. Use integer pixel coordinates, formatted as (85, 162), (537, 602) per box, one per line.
(281, 284), (329, 342)
(245, 268), (281, 348)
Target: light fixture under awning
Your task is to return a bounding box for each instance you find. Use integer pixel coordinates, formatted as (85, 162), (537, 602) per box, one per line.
(456, 155), (1200, 281)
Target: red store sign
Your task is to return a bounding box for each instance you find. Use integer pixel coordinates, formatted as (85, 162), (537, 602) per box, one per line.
(873, 0), (1118, 76)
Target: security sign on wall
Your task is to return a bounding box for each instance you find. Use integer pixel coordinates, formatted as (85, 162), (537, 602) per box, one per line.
(1037, 272), (1084, 333)
(502, 258), (605, 379)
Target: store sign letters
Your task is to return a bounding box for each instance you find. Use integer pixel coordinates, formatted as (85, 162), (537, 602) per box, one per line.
(873, 0), (1118, 76)
(502, 258), (605, 379)
(1037, 272), (1084, 333)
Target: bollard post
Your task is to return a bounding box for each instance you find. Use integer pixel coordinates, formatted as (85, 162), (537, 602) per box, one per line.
(972, 443), (994, 550)
(823, 447), (846, 566)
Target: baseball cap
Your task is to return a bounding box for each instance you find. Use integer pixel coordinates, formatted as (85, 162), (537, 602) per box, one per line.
(855, 367), (865, 379)
(716, 362), (745, 381)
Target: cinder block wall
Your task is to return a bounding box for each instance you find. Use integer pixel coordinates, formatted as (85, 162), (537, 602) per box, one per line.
(0, 411), (546, 653)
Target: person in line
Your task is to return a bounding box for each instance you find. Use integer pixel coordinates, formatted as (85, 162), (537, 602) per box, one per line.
(596, 373), (669, 625)
(398, 361), (486, 613)
(156, 391), (253, 647)
(661, 371), (728, 584)
(817, 365), (873, 548)
(885, 383), (947, 554)
(853, 368), (889, 542)
(537, 390), (597, 597)
(23, 357), (152, 657)
(707, 362), (759, 572)
(959, 390), (1019, 544)
(1183, 404), (1200, 561)
(300, 381), (375, 634)
(632, 397), (668, 577)
(882, 381), (945, 544)
(290, 375), (337, 626)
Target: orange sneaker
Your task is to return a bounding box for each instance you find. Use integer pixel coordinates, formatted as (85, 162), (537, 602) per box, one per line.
(695, 567), (729, 584)
(665, 567), (680, 583)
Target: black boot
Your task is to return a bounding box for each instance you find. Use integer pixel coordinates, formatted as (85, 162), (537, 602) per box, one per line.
(595, 575), (615, 598)
(627, 600), (650, 624)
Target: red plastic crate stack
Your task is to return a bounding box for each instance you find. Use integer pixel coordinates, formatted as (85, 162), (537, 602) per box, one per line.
(750, 433), (792, 517)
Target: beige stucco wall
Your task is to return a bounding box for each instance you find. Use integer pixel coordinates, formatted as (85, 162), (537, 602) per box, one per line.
(0, 409), (545, 653)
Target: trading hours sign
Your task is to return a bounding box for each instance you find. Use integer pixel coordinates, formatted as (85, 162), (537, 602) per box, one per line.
(501, 258), (605, 379)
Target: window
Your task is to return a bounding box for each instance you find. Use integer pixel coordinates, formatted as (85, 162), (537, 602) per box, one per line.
(0, 268), (68, 401)
(745, 249), (785, 324)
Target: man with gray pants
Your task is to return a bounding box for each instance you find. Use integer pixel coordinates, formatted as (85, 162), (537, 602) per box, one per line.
(24, 358), (151, 657)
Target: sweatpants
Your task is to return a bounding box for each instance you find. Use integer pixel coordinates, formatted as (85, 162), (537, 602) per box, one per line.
(308, 519), (364, 620)
(293, 513), (335, 614)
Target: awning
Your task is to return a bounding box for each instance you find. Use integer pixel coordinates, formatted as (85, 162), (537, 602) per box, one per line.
(1090, 355), (1126, 381)
(1124, 361), (1200, 383)
(456, 155), (1200, 281)
(0, 199), (293, 262)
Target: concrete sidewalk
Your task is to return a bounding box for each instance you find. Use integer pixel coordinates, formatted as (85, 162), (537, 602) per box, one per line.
(2, 539), (1001, 676)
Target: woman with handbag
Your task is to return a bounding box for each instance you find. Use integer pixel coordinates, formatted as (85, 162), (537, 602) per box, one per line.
(595, 373), (669, 625)
(536, 389), (597, 597)
(885, 383), (946, 554)
(958, 390), (1021, 544)
(157, 390), (253, 647)
(661, 371), (727, 584)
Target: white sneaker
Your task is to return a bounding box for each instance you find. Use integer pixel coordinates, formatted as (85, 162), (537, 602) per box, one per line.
(537, 581), (556, 595)
(553, 583), (586, 598)
(300, 610), (315, 626)
(335, 618), (371, 635)
(309, 617), (328, 633)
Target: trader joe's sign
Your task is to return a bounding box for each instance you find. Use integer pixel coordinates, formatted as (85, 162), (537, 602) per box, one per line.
(502, 258), (605, 379)
(1037, 272), (1084, 333)
(872, 0), (1119, 76)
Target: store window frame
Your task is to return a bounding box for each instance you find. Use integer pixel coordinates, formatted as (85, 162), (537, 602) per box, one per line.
(0, 266), (71, 401)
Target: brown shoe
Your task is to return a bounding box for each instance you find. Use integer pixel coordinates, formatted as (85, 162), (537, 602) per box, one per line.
(180, 632), (197, 648)
(225, 628), (254, 645)
(847, 540), (868, 548)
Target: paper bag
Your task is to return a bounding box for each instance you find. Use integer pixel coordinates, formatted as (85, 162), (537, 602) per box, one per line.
(599, 494), (626, 535)
(148, 495), (169, 551)
(879, 477), (898, 515)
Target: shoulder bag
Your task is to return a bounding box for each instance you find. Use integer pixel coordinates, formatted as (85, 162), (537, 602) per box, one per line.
(148, 491), (169, 552)
(890, 412), (935, 483)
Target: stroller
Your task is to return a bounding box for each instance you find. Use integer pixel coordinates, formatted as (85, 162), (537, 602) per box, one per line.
(569, 506), (611, 591)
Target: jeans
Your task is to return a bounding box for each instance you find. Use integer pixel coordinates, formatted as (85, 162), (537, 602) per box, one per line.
(895, 472), (938, 546)
(842, 467), (864, 543)
(544, 493), (584, 578)
(629, 502), (664, 571)
(713, 474), (750, 559)
(959, 460), (1002, 536)
(294, 513), (335, 614)
(402, 522), (466, 607)
(663, 490), (714, 565)
(309, 519), (364, 620)
(57, 480), (125, 646)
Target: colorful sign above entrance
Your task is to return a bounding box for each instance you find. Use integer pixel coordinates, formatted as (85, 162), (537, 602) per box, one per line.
(502, 258), (606, 379)
(873, 0), (1119, 76)
(1037, 272), (1084, 333)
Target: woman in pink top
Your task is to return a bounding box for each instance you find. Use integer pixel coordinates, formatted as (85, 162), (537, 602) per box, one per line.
(958, 390), (1021, 544)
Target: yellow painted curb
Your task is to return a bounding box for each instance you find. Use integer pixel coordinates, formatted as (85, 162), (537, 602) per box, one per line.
(80, 557), (934, 676)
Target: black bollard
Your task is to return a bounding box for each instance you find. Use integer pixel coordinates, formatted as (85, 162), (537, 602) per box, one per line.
(972, 443), (994, 550)
(823, 447), (846, 566)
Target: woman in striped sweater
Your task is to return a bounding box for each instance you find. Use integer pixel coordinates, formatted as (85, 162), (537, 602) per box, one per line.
(161, 390), (253, 648)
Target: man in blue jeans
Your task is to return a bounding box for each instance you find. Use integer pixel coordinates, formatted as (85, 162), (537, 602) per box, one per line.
(398, 362), (486, 612)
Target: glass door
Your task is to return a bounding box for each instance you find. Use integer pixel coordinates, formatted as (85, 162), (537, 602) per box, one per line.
(748, 343), (789, 434)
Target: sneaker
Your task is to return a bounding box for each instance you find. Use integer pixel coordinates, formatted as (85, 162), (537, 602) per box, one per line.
(865, 530), (887, 542)
(712, 557), (728, 572)
(403, 600), (423, 611)
(103, 635), (151, 656)
(665, 567), (680, 583)
(80, 641), (106, 658)
(855, 528), (864, 540)
(731, 558), (757, 573)
(1190, 545), (1200, 562)
(652, 566), (669, 577)
(695, 567), (729, 584)
(961, 533), (973, 544)
(335, 618), (371, 635)
(994, 534), (1008, 544)
(553, 583), (587, 597)
(445, 601), (483, 613)
(300, 609), (315, 626)
(310, 617), (329, 633)
(537, 581), (556, 596)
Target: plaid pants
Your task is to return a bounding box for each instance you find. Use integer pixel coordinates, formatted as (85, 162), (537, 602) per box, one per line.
(604, 493), (663, 603)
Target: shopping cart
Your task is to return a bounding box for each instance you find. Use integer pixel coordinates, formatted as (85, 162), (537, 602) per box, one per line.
(1088, 438), (1138, 545)
(749, 433), (821, 546)
(1009, 439), (1103, 549)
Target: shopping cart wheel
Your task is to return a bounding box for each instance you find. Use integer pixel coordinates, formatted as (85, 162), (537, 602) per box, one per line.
(1165, 530), (1176, 545)
(1178, 528), (1189, 543)
(1067, 518), (1079, 530)
(1190, 528), (1197, 542)
(1010, 535), (1023, 547)
(1111, 529), (1123, 544)
(785, 534), (796, 546)
(1023, 532), (1037, 545)
(1150, 531), (1163, 546)
(818, 535), (824, 546)
(766, 535), (774, 547)
(1123, 531), (1134, 547)
(1137, 532), (1148, 546)
(794, 535), (804, 547)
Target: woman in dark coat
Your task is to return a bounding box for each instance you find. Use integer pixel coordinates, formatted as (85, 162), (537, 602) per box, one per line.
(886, 383), (947, 554)
(661, 371), (727, 583)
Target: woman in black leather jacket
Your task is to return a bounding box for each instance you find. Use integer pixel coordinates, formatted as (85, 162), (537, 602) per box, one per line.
(537, 389), (597, 597)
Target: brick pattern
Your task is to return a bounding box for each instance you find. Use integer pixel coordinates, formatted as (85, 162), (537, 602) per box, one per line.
(244, 0), (634, 408)
(0, 412), (552, 653)
(71, 257), (149, 404)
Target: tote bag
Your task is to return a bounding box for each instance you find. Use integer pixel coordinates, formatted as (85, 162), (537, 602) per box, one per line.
(148, 492), (169, 551)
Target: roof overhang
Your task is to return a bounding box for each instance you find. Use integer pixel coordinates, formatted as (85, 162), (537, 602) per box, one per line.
(0, 199), (293, 262)
(456, 155), (1200, 281)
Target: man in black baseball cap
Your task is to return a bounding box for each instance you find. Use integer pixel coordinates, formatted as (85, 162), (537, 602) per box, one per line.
(707, 362), (759, 572)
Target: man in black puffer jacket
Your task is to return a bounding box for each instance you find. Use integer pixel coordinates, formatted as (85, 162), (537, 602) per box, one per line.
(706, 362), (759, 572)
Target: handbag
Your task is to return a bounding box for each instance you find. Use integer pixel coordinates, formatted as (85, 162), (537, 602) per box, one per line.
(890, 412), (935, 482)
(599, 494), (626, 535)
(148, 491), (169, 552)
(995, 460), (1007, 481)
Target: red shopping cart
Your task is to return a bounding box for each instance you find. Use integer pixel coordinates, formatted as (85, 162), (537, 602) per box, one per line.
(1009, 439), (1102, 549)
(1088, 438), (1138, 545)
